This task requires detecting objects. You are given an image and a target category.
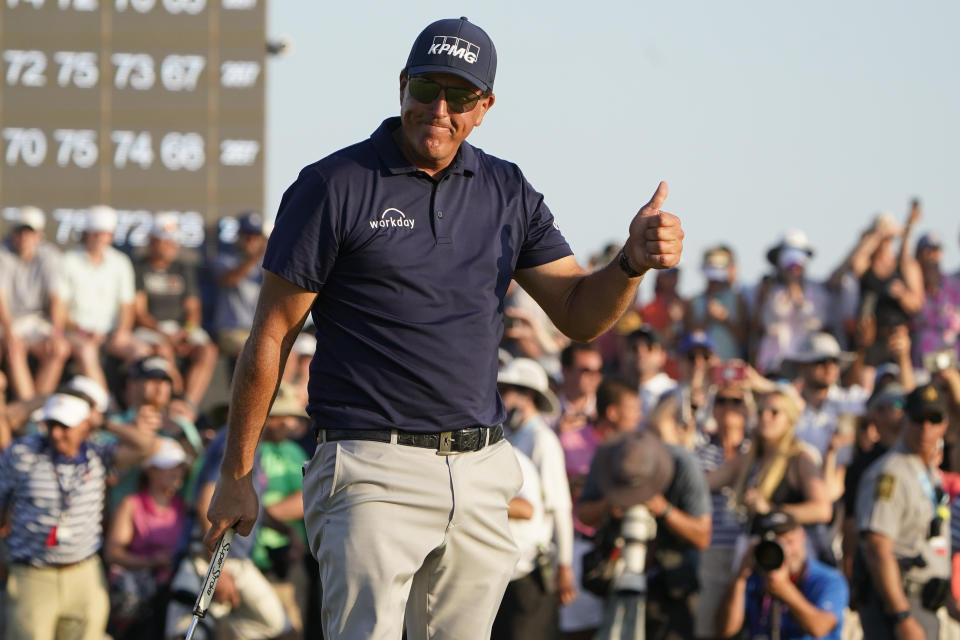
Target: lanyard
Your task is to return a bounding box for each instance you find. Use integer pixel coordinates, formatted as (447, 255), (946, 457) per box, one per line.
(917, 467), (941, 511)
(46, 443), (89, 518)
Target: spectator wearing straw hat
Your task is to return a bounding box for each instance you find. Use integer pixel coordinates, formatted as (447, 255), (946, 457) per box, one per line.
(252, 383), (312, 636)
(0, 392), (158, 640)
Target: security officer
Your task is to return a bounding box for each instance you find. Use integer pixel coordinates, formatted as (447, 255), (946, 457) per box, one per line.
(855, 383), (953, 639)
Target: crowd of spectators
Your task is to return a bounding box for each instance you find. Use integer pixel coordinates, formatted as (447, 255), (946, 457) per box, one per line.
(0, 198), (959, 640)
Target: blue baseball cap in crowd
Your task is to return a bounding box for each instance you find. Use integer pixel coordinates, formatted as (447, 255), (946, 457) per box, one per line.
(680, 330), (715, 355)
(404, 17), (497, 93)
(237, 211), (264, 235)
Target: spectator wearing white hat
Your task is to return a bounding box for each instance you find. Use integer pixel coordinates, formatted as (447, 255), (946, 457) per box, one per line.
(104, 437), (189, 637)
(753, 229), (834, 374)
(0, 392), (158, 640)
(133, 213), (219, 410)
(0, 206), (71, 400)
(497, 357), (576, 626)
(62, 205), (147, 388)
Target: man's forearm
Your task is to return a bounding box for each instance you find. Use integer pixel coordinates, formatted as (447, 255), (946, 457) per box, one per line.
(717, 575), (747, 638)
(662, 508), (711, 550)
(221, 328), (297, 478)
(554, 261), (643, 342)
(774, 578), (838, 638)
(864, 532), (910, 614)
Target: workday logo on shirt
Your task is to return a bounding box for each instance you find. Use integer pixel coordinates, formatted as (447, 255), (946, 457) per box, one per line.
(370, 208), (416, 230)
(427, 35), (480, 64)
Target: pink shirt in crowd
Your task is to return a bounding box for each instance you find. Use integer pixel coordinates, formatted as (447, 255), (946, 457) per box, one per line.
(127, 490), (187, 582)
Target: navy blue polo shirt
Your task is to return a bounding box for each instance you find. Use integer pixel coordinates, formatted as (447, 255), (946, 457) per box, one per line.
(263, 117), (572, 433)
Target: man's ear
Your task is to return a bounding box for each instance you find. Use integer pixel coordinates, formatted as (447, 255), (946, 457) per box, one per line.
(473, 93), (495, 127)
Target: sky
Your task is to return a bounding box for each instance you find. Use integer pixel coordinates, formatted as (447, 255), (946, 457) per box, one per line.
(265, 1), (960, 297)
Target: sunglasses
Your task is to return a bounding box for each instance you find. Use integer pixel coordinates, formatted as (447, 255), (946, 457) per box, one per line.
(812, 358), (838, 367)
(407, 76), (486, 113)
(760, 407), (782, 417)
(715, 396), (744, 407)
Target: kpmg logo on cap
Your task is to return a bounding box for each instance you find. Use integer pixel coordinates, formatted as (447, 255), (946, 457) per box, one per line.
(427, 35), (480, 64)
(370, 207), (416, 230)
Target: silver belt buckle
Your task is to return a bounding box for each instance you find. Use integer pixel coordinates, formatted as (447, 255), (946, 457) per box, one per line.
(437, 431), (454, 455)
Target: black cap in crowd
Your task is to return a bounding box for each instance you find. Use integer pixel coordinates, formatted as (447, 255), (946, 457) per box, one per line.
(627, 324), (662, 347)
(905, 383), (948, 423)
(405, 17), (497, 92)
(754, 510), (800, 537)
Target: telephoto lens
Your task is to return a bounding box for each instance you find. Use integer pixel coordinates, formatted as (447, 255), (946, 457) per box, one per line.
(753, 536), (785, 572)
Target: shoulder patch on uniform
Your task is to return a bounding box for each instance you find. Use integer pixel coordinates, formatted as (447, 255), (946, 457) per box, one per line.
(875, 473), (896, 501)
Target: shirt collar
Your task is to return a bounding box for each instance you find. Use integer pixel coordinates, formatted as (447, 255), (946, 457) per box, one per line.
(370, 117), (478, 177)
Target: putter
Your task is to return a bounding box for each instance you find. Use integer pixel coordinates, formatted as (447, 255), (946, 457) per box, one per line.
(184, 527), (236, 640)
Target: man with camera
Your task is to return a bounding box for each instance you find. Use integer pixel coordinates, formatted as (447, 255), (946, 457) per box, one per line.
(855, 383), (954, 639)
(578, 427), (711, 638)
(717, 511), (848, 640)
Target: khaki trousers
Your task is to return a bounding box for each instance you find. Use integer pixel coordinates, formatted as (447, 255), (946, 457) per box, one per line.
(303, 437), (523, 640)
(4, 556), (109, 640)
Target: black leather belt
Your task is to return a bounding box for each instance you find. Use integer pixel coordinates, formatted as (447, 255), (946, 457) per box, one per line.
(318, 424), (504, 454)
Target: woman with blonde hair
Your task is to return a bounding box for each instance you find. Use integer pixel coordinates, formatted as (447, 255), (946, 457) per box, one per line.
(707, 385), (831, 528)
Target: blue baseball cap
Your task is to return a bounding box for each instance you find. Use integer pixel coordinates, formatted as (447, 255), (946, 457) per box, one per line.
(404, 17), (497, 93)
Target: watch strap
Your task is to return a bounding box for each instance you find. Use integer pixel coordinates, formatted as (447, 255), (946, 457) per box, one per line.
(617, 248), (643, 278)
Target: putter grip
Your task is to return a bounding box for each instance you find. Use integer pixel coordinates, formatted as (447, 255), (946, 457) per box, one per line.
(193, 528), (236, 618)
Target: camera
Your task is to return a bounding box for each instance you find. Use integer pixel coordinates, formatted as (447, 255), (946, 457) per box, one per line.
(923, 349), (958, 373)
(753, 535), (785, 572)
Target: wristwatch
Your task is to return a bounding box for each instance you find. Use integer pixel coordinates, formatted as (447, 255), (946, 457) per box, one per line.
(889, 610), (912, 624)
(617, 247), (643, 278)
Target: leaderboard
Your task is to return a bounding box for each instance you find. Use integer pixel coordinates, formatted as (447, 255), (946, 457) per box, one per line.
(0, 0), (266, 248)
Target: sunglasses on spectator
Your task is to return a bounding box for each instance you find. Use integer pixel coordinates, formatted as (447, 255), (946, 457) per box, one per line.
(687, 349), (711, 362)
(715, 396), (744, 407)
(407, 76), (486, 113)
(760, 406), (782, 417)
(812, 358), (838, 366)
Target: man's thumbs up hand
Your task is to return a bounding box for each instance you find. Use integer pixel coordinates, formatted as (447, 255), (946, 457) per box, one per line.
(623, 181), (684, 272)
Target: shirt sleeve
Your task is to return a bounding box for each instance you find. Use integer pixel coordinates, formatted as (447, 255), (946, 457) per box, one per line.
(536, 429), (574, 567)
(669, 446), (712, 518)
(856, 463), (904, 539)
(515, 173), (572, 270)
(805, 567), (849, 629)
(182, 262), (199, 299)
(263, 169), (341, 292)
(42, 247), (67, 300)
(119, 254), (136, 305)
